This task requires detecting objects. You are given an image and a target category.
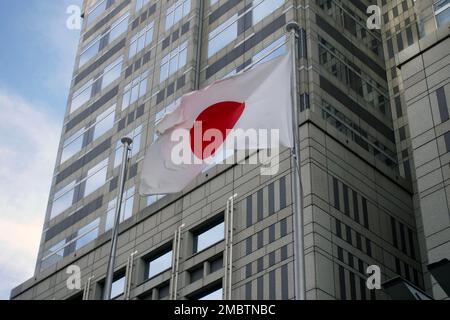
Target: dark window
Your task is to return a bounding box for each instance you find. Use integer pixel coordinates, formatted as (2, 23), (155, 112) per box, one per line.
(395, 96), (402, 117)
(397, 33), (404, 51)
(246, 263), (252, 278)
(352, 191), (359, 223)
(209, 255), (223, 273)
(269, 251), (276, 266)
(339, 265), (346, 300)
(404, 262), (411, 281)
(189, 265), (204, 283)
(366, 239), (372, 257)
(395, 257), (402, 275)
(399, 223), (407, 254)
(407, 228), (416, 260)
(343, 184), (350, 215)
(348, 252), (354, 269)
(406, 26), (413, 46)
(257, 189), (264, 221)
(399, 126), (406, 141)
(269, 224), (275, 243)
(445, 132), (450, 152)
(362, 198), (369, 229)
(336, 219), (342, 238)
(280, 218), (287, 237)
(280, 176), (287, 209)
(158, 282), (170, 299)
(257, 230), (264, 249)
(391, 217), (398, 248)
(257, 276), (263, 300)
(333, 177), (340, 210)
(346, 225), (352, 244)
(281, 264), (288, 299)
(280, 245), (288, 260)
(356, 232), (362, 250)
(437, 87), (449, 122)
(246, 237), (252, 255)
(269, 270), (276, 299)
(257, 257), (264, 273)
(246, 195), (253, 227)
(269, 182), (275, 215)
(245, 282), (252, 299)
(349, 272), (357, 300)
(387, 38), (394, 58)
(338, 247), (344, 261)
(359, 277), (367, 300)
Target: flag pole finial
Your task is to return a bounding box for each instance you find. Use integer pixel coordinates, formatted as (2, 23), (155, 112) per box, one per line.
(286, 21), (300, 34)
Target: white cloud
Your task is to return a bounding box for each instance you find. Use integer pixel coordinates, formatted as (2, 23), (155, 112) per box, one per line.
(0, 91), (61, 299)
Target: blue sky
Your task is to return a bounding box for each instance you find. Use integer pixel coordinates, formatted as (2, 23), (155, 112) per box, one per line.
(0, 0), (82, 299)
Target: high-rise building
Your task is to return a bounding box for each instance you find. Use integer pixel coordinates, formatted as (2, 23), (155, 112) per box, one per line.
(393, 0), (450, 300)
(11, 0), (442, 300)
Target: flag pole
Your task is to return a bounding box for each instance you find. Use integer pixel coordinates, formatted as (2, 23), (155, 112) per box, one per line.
(286, 22), (306, 300)
(103, 137), (133, 300)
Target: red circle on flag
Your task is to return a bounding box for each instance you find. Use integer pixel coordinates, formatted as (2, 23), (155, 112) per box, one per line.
(189, 101), (245, 160)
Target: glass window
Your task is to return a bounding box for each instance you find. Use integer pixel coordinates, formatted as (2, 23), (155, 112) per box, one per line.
(79, 37), (101, 67)
(111, 275), (126, 299)
(122, 71), (149, 110)
(86, 0), (109, 26)
(165, 0), (191, 30)
(253, 0), (284, 25)
(75, 218), (100, 250)
(71, 58), (123, 114)
(147, 250), (173, 279)
(252, 36), (286, 66)
(101, 58), (123, 90)
(147, 194), (166, 206)
(160, 42), (188, 82)
(50, 180), (76, 219)
(434, 0), (450, 28)
(194, 220), (225, 253)
(105, 187), (136, 231)
(79, 13), (129, 68)
(61, 128), (85, 164)
(92, 105), (116, 141)
(129, 21), (154, 59)
(155, 99), (180, 124)
(40, 239), (66, 271)
(71, 79), (94, 113)
(136, 0), (150, 12)
(84, 159), (108, 197)
(208, 15), (238, 58)
(198, 287), (223, 300)
(108, 13), (130, 42)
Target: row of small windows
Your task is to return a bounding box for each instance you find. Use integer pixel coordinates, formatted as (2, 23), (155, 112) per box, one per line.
(86, 0), (116, 27)
(71, 57), (123, 113)
(208, 0), (285, 58)
(321, 99), (397, 168)
(51, 121), (143, 220)
(79, 12), (129, 68)
(318, 37), (389, 115)
(316, 0), (383, 58)
(332, 175), (419, 262)
(61, 105), (116, 164)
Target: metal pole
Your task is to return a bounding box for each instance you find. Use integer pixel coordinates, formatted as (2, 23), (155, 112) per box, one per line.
(173, 223), (185, 300)
(103, 137), (133, 300)
(286, 22), (306, 300)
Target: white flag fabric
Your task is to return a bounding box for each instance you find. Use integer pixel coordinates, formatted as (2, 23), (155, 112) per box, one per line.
(140, 52), (293, 195)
